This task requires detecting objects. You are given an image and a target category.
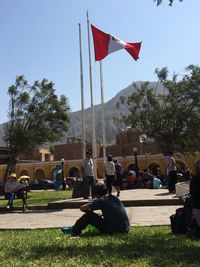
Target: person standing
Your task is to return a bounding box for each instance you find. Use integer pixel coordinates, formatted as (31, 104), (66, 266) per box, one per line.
(190, 172), (200, 209)
(113, 159), (123, 196)
(166, 152), (178, 193)
(81, 151), (95, 199)
(61, 183), (130, 236)
(104, 155), (116, 195)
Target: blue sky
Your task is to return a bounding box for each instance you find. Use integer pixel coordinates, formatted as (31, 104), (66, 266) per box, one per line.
(0, 0), (200, 124)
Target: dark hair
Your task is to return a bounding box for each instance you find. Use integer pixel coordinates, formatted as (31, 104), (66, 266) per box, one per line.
(93, 183), (107, 196)
(107, 155), (113, 161)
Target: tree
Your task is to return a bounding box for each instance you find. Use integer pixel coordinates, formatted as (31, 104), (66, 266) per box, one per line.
(155, 0), (183, 6)
(4, 75), (70, 181)
(119, 65), (200, 153)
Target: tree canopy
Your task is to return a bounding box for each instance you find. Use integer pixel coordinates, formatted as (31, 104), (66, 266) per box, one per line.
(120, 65), (200, 153)
(4, 75), (70, 178)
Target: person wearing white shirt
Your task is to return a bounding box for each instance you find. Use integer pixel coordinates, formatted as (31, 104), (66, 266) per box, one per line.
(81, 151), (95, 199)
(166, 152), (179, 193)
(104, 155), (116, 195)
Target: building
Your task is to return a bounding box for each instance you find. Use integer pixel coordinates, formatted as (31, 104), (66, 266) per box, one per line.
(0, 146), (10, 164)
(0, 128), (200, 181)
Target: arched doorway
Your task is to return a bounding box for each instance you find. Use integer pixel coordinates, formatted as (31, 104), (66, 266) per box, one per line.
(176, 160), (186, 170)
(69, 167), (79, 177)
(148, 162), (161, 176)
(20, 170), (29, 177)
(127, 164), (137, 172)
(35, 169), (45, 180)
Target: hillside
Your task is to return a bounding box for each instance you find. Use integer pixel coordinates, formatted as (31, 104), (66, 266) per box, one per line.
(0, 81), (161, 145)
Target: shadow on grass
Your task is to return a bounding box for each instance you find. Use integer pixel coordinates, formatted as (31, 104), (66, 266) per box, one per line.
(4, 228), (200, 266)
(0, 209), (65, 215)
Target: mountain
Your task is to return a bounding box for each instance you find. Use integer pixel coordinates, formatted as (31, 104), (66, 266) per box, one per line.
(66, 81), (162, 144)
(0, 81), (161, 145)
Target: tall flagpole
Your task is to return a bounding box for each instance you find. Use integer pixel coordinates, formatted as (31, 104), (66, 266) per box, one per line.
(78, 23), (86, 160)
(100, 61), (106, 164)
(86, 11), (97, 178)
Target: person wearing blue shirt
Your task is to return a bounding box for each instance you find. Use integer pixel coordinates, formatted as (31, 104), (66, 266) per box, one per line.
(61, 183), (130, 236)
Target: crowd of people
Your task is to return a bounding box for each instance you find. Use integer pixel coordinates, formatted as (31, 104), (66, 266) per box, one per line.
(2, 150), (200, 238)
(80, 151), (194, 198)
(61, 151), (200, 238)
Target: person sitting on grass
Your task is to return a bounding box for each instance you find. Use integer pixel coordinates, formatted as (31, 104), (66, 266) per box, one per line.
(61, 182), (130, 236)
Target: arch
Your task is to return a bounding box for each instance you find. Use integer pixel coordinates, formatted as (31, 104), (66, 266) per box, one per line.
(69, 167), (80, 177)
(35, 168), (45, 180)
(19, 169), (29, 177)
(148, 162), (161, 176)
(127, 163), (137, 172)
(176, 159), (186, 169)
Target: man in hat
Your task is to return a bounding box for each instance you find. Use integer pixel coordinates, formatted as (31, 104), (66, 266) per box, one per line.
(4, 173), (27, 209)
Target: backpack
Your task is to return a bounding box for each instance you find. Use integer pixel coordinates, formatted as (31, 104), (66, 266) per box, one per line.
(170, 207), (187, 234)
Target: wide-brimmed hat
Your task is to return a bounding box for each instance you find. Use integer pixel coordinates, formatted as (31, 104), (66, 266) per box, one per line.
(10, 173), (17, 178)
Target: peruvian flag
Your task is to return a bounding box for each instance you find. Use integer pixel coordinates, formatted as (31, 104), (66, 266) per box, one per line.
(91, 24), (142, 61)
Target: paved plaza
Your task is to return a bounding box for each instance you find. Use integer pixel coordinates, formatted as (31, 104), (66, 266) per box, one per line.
(0, 188), (181, 230)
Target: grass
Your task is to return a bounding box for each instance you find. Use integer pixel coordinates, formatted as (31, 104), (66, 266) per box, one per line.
(0, 226), (200, 266)
(0, 190), (73, 208)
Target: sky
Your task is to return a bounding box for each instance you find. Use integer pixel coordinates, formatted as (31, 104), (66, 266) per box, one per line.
(0, 0), (200, 124)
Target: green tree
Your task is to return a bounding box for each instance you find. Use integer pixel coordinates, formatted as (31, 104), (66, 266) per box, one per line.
(4, 75), (70, 181)
(119, 65), (200, 153)
(155, 0), (183, 6)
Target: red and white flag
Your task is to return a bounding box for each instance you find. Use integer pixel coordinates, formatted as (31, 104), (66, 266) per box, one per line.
(91, 24), (142, 61)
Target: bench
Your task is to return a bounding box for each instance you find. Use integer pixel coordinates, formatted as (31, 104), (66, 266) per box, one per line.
(2, 187), (28, 212)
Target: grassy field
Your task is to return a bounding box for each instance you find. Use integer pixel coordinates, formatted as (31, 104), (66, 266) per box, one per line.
(0, 226), (199, 266)
(0, 190), (73, 208)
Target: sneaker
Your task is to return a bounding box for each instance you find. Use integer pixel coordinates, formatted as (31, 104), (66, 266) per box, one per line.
(7, 204), (13, 210)
(61, 226), (73, 235)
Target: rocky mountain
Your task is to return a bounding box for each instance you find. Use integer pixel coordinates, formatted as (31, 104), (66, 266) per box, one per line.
(0, 81), (161, 145)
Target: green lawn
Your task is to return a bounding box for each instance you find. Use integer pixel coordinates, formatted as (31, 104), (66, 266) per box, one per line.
(0, 190), (73, 208)
(0, 226), (199, 266)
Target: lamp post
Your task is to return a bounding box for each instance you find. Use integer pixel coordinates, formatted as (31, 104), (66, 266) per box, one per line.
(61, 158), (65, 190)
(133, 147), (139, 177)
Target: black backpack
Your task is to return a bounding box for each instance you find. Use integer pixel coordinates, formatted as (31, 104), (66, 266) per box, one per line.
(170, 207), (187, 234)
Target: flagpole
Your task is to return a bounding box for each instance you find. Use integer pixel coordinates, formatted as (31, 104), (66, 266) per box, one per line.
(78, 23), (86, 160)
(86, 11), (97, 179)
(100, 61), (106, 164)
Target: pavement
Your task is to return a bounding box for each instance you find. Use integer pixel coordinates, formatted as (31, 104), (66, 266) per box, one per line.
(0, 188), (182, 230)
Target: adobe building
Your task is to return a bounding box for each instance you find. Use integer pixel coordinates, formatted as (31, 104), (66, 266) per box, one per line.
(53, 137), (102, 161)
(0, 128), (200, 181)
(0, 146), (10, 164)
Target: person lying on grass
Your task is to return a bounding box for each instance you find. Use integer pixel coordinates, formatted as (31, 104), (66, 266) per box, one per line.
(61, 182), (130, 236)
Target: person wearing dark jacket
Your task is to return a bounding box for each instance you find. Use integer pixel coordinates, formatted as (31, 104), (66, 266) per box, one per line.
(186, 173), (200, 235)
(61, 183), (130, 236)
(190, 172), (200, 209)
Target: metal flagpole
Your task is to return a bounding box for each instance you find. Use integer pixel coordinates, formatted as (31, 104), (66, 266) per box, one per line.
(86, 11), (97, 178)
(78, 23), (86, 160)
(100, 61), (107, 164)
